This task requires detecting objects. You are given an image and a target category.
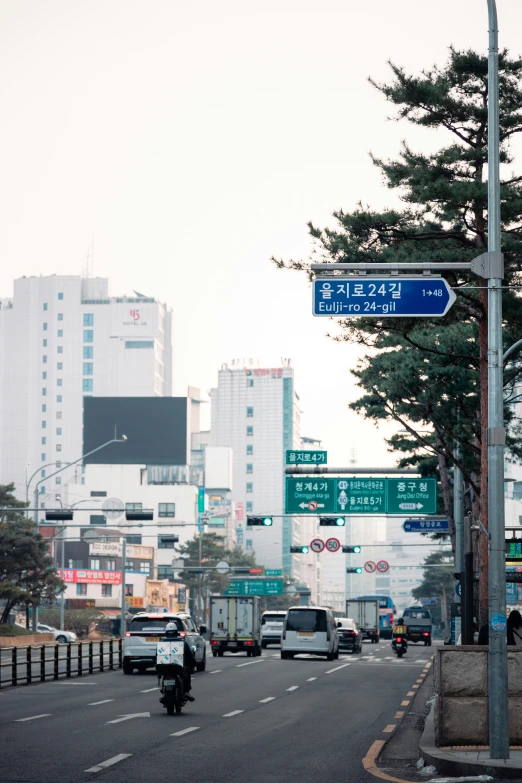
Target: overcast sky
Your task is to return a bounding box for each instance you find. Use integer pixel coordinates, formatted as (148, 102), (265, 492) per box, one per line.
(1, 1), (521, 466)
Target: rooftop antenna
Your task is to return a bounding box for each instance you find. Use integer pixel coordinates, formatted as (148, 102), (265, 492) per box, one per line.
(349, 447), (358, 466)
(82, 238), (94, 278)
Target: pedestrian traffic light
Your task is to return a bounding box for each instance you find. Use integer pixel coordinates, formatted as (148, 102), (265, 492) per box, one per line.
(290, 546), (310, 554)
(342, 545), (361, 554)
(346, 567), (363, 574)
(247, 516), (273, 527)
(319, 517), (345, 526)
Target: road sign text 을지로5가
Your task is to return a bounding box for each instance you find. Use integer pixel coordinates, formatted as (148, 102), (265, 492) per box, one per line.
(286, 450), (327, 465)
(285, 477), (437, 515)
(312, 277), (456, 318)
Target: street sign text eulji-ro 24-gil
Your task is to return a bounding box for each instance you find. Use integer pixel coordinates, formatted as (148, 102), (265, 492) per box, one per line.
(312, 277), (456, 318)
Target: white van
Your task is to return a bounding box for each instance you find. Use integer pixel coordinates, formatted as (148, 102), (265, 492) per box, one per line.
(261, 610), (287, 648)
(280, 606), (339, 661)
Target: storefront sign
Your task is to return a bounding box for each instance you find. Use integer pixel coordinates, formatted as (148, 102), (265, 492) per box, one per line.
(57, 568), (122, 585)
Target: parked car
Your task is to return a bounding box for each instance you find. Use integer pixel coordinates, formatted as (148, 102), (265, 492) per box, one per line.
(37, 624), (77, 643)
(336, 618), (363, 654)
(123, 612), (207, 674)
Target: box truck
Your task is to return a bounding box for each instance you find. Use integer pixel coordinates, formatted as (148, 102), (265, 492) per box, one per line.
(345, 599), (380, 643)
(210, 595), (262, 657)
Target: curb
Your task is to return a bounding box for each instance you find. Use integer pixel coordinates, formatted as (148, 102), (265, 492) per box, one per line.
(420, 703), (522, 780)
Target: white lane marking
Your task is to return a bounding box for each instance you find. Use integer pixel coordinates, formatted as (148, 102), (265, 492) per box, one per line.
(15, 714), (51, 722)
(171, 727), (200, 737)
(140, 687), (158, 693)
(88, 700), (114, 706)
(259, 697), (276, 703)
(236, 660), (264, 667)
(223, 710), (244, 717)
(361, 656), (373, 659)
(106, 712), (150, 724)
(307, 677), (317, 681)
(325, 663), (351, 674)
(55, 681), (98, 685)
(286, 686), (299, 691)
(209, 670), (222, 674)
(85, 753), (132, 773)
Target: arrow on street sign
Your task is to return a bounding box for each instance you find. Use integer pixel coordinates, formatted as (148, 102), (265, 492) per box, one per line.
(298, 502), (325, 510)
(106, 713), (150, 724)
(310, 538), (325, 553)
(364, 561), (377, 573)
(313, 277), (456, 318)
(399, 503), (423, 510)
(402, 519), (449, 533)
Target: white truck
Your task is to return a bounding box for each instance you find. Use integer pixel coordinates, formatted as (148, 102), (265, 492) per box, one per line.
(345, 599), (380, 644)
(210, 595), (262, 657)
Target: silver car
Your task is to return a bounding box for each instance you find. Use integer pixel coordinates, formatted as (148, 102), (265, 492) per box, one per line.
(123, 612), (207, 674)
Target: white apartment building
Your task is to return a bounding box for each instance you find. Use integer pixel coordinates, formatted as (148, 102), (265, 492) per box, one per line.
(209, 362), (301, 575)
(0, 275), (173, 503)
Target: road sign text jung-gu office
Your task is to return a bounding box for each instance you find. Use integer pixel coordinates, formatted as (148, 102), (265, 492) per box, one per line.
(285, 477), (437, 515)
(312, 277), (456, 318)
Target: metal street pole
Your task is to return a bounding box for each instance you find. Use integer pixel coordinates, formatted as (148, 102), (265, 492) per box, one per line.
(463, 515), (475, 645)
(60, 530), (65, 632)
(120, 538), (127, 639)
(486, 0), (509, 760)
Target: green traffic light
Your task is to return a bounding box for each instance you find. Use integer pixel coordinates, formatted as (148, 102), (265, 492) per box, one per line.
(263, 517), (273, 526)
(356, 567), (362, 574)
(335, 517), (345, 526)
(353, 545), (361, 553)
(301, 546), (310, 554)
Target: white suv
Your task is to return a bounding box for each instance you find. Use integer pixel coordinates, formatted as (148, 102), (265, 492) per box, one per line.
(123, 612), (207, 674)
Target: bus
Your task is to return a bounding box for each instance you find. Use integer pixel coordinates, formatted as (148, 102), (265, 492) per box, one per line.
(357, 595), (396, 639)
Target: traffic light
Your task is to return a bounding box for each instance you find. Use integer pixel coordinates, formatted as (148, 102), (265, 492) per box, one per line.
(45, 510), (74, 521)
(233, 567), (252, 575)
(247, 516), (273, 527)
(342, 545), (361, 554)
(346, 567), (363, 574)
(290, 546), (310, 554)
(319, 517), (345, 527)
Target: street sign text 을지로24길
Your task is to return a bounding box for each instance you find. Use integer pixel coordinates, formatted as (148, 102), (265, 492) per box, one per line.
(285, 477), (437, 515)
(312, 277), (456, 318)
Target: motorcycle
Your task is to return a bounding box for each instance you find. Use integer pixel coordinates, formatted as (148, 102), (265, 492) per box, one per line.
(391, 635), (407, 658)
(157, 663), (188, 715)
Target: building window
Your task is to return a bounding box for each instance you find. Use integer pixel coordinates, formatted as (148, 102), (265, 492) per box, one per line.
(42, 421), (46, 429)
(246, 482), (253, 493)
(56, 411), (62, 419)
(83, 330), (94, 342)
(158, 503), (175, 518)
(39, 485), (45, 495)
(157, 566), (173, 581)
(126, 534), (142, 545)
(101, 584), (112, 597)
(42, 372), (47, 379)
(158, 536), (177, 548)
(57, 379), (63, 386)
(83, 346), (93, 359)
(57, 395), (62, 402)
(83, 362), (93, 375)
(41, 437), (46, 445)
(246, 464), (254, 474)
(126, 502), (142, 512)
(246, 426), (253, 436)
(57, 362), (62, 370)
(247, 406), (254, 417)
(83, 379), (93, 392)
(56, 444), (61, 452)
(43, 339), (47, 347)
(126, 560), (134, 571)
(58, 292), (63, 300)
(83, 314), (94, 327)
(57, 329), (63, 337)
(246, 444), (253, 455)
(41, 453), (46, 461)
(125, 341), (154, 349)
(90, 490), (106, 497)
(247, 379), (254, 387)
(246, 501), (253, 512)
(125, 584), (134, 596)
(69, 559), (83, 569)
(42, 404), (46, 412)
(57, 345), (63, 353)
(43, 322), (47, 331)
(76, 584), (87, 596)
(41, 470), (45, 478)
(90, 559), (100, 570)
(56, 428), (62, 435)
(106, 560), (116, 571)
(58, 313), (63, 321)
(140, 562), (150, 574)
(43, 303), (48, 311)
(514, 482), (522, 500)
(90, 514), (105, 526)
(55, 477), (61, 485)
(56, 461), (61, 468)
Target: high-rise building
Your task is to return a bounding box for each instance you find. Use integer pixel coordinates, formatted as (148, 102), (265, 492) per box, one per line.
(0, 275), (173, 503)
(209, 362), (301, 575)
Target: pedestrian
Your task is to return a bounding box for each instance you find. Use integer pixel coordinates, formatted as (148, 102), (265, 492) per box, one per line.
(507, 610), (522, 645)
(477, 623), (488, 644)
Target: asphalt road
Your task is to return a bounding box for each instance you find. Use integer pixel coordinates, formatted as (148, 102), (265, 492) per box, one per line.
(1, 641), (436, 783)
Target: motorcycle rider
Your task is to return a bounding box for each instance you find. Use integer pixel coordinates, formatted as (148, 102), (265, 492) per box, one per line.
(391, 616), (408, 653)
(158, 622), (196, 703)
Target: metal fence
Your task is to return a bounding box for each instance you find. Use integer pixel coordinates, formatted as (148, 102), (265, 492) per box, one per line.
(0, 639), (122, 688)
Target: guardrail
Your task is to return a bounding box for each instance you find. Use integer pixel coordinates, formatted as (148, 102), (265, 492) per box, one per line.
(0, 639), (122, 688)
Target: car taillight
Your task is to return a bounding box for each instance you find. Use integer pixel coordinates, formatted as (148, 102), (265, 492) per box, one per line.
(282, 628), (286, 640)
(211, 640), (219, 646)
(423, 632), (429, 636)
(125, 632), (131, 637)
(389, 614), (394, 624)
(347, 631), (356, 637)
(396, 637), (402, 643)
(179, 632), (186, 638)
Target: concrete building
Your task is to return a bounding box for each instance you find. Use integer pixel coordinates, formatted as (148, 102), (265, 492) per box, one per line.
(209, 362), (301, 575)
(0, 275), (173, 503)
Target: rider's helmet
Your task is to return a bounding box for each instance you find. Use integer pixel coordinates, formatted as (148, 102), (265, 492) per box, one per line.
(165, 622), (179, 637)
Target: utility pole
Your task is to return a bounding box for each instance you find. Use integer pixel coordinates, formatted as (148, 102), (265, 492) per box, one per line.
(486, 0), (509, 760)
(120, 538), (127, 640)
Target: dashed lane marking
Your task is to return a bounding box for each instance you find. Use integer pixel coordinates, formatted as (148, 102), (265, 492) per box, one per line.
(171, 727), (200, 737)
(394, 711), (404, 719)
(223, 710), (244, 717)
(306, 677), (317, 681)
(209, 670), (222, 674)
(259, 697), (276, 703)
(85, 753), (132, 773)
(140, 687), (158, 693)
(236, 660), (264, 668)
(400, 700), (410, 706)
(15, 714), (51, 722)
(286, 686), (299, 691)
(407, 691), (415, 696)
(88, 700), (114, 706)
(325, 663), (351, 674)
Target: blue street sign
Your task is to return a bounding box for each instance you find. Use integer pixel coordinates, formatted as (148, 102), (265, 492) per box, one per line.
(456, 582), (462, 597)
(402, 519), (449, 533)
(419, 598), (438, 606)
(313, 277), (456, 318)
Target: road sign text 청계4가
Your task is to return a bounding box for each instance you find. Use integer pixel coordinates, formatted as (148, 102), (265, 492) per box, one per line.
(312, 277), (456, 318)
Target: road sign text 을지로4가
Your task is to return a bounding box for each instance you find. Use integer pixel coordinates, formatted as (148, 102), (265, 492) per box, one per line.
(285, 477), (437, 515)
(286, 450), (327, 465)
(312, 277), (456, 318)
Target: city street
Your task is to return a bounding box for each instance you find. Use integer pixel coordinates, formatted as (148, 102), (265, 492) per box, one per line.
(1, 642), (435, 783)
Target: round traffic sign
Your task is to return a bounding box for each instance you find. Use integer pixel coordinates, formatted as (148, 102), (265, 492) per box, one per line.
(102, 497), (124, 520)
(325, 537), (341, 553)
(216, 560), (229, 575)
(310, 538), (325, 553)
(308, 501), (318, 511)
(364, 561), (377, 573)
(377, 560), (389, 573)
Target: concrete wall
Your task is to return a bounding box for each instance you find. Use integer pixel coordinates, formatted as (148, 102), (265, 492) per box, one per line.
(434, 646), (522, 745)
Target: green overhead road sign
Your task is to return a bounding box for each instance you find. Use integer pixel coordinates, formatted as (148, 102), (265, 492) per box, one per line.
(265, 569), (283, 576)
(286, 450), (327, 465)
(224, 579), (284, 596)
(285, 477), (437, 515)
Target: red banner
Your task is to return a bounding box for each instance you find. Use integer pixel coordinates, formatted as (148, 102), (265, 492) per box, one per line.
(57, 569), (122, 585)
